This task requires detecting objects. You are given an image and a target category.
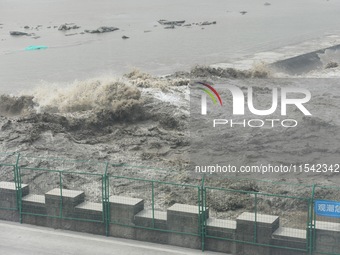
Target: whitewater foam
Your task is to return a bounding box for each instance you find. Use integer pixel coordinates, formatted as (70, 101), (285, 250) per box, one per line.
(28, 77), (141, 114)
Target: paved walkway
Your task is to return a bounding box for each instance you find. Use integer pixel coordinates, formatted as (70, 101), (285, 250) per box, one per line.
(0, 221), (225, 255)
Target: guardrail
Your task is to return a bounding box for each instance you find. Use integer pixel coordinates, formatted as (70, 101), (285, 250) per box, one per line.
(0, 152), (339, 255)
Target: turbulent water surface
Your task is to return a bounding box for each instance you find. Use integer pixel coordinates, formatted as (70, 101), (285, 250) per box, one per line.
(1, 0), (340, 223)
(1, 0), (340, 93)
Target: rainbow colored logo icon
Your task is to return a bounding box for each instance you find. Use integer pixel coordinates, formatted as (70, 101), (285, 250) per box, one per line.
(195, 82), (222, 115)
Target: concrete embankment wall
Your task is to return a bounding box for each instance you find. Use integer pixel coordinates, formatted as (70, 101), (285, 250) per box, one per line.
(1, 181), (340, 255)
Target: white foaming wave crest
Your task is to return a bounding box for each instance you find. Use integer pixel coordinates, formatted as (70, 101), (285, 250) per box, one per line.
(29, 76), (141, 113)
(318, 48), (340, 66)
(25, 69), (189, 114)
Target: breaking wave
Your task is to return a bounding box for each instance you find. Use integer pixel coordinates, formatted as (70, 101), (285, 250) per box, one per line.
(0, 65), (271, 118)
(172, 62), (271, 79)
(0, 95), (35, 117)
(31, 78), (141, 114)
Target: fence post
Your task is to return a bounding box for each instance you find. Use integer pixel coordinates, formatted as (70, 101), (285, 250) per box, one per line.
(309, 184), (316, 255)
(254, 192), (258, 243)
(59, 171), (63, 218)
(200, 175), (206, 251)
(103, 162), (110, 237)
(152, 181), (155, 228)
(14, 153), (23, 223)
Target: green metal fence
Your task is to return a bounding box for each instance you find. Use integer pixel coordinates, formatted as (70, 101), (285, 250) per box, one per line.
(17, 155), (108, 228)
(0, 152), (20, 211)
(312, 185), (340, 255)
(107, 163), (204, 246)
(204, 177), (312, 254)
(0, 153), (340, 254)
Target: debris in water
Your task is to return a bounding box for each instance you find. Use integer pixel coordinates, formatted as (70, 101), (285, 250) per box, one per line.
(25, 45), (48, 51)
(10, 31), (30, 36)
(84, 26), (119, 34)
(199, 21), (217, 26)
(325, 62), (339, 69)
(58, 24), (80, 31)
(158, 20), (185, 26)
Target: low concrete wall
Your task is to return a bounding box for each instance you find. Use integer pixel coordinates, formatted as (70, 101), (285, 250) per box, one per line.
(271, 227), (307, 255)
(235, 212), (277, 255)
(314, 221), (340, 254)
(1, 180), (339, 255)
(134, 209), (168, 244)
(0, 182), (28, 222)
(205, 218), (236, 254)
(109, 195), (144, 239)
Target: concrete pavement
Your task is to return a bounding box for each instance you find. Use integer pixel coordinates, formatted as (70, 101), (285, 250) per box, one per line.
(0, 220), (225, 255)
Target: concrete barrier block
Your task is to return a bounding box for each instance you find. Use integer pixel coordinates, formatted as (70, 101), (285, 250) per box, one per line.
(73, 201), (105, 235)
(109, 195), (144, 225)
(167, 203), (208, 249)
(134, 209), (167, 229)
(0, 182), (28, 222)
(22, 194), (46, 215)
(45, 188), (85, 207)
(109, 195), (144, 240)
(0, 181), (29, 209)
(167, 203), (208, 233)
(45, 188), (85, 218)
(0, 182), (29, 196)
(271, 227), (307, 255)
(314, 221), (340, 253)
(134, 209), (168, 244)
(75, 201), (103, 222)
(236, 212), (279, 243)
(236, 212), (279, 255)
(205, 218), (236, 254)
